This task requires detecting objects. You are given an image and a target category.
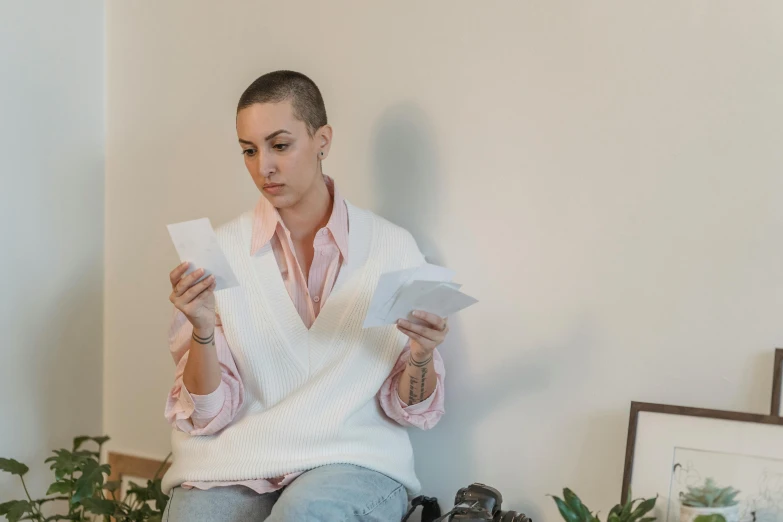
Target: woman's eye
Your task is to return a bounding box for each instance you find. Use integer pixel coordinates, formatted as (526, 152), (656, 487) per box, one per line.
(242, 149), (256, 156)
(273, 144), (289, 151)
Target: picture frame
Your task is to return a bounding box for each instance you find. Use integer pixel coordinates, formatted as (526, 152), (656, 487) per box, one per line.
(621, 401), (783, 522)
(107, 451), (171, 500)
(770, 348), (783, 416)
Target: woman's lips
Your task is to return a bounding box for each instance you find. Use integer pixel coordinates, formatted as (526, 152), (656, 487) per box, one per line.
(263, 183), (284, 194)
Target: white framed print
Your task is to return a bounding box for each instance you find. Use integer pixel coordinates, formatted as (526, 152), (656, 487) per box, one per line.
(622, 401), (783, 522)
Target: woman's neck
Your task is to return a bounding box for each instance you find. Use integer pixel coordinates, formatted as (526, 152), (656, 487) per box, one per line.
(279, 174), (332, 241)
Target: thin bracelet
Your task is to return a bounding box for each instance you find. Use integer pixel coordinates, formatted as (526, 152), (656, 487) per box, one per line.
(192, 330), (214, 342)
(192, 331), (215, 345)
(409, 355), (433, 367)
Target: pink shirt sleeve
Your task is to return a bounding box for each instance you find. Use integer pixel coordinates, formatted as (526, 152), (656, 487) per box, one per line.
(377, 344), (445, 430)
(164, 309), (244, 435)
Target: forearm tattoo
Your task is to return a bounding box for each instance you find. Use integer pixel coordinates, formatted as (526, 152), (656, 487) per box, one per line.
(192, 330), (215, 346)
(406, 354), (432, 405)
(408, 374), (419, 404)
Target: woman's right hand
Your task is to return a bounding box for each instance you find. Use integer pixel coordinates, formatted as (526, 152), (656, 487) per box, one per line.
(169, 262), (217, 333)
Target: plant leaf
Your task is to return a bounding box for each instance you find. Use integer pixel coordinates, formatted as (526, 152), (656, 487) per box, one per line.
(45, 449), (77, 481)
(72, 436), (90, 451)
(0, 458), (29, 476)
(0, 500), (17, 516)
(72, 449), (100, 460)
(705, 488), (718, 507)
(620, 497), (636, 520)
(714, 487), (740, 507)
(723, 490), (740, 506)
(91, 435), (110, 446)
(81, 497), (117, 516)
(553, 495), (582, 522)
(46, 479), (75, 495)
(71, 459), (110, 504)
(142, 478), (170, 512)
(630, 496), (657, 520)
(564, 489), (590, 521)
(4, 500), (31, 522)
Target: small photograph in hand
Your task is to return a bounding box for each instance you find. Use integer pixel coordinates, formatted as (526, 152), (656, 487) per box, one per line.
(167, 218), (240, 291)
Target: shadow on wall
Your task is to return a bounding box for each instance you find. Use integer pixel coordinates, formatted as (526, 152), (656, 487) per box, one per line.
(370, 102), (443, 265)
(407, 319), (595, 517)
(369, 103), (597, 516)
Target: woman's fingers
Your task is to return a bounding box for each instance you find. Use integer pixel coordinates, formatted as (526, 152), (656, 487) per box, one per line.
(396, 310), (449, 351)
(397, 318), (443, 343)
(173, 268), (205, 296)
(405, 316), (430, 328)
(181, 275), (215, 303)
(397, 323), (430, 346)
(169, 261), (190, 288)
(411, 310), (447, 331)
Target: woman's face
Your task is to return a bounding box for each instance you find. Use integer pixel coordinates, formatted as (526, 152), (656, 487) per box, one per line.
(236, 100), (329, 209)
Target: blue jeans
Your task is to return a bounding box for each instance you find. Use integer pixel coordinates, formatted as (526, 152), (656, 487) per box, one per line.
(162, 463), (409, 522)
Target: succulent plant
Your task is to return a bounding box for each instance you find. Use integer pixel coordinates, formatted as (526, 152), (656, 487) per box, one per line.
(551, 487), (657, 522)
(679, 478), (740, 508)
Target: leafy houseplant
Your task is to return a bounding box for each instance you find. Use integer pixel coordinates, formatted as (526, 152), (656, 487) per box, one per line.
(679, 478), (740, 522)
(551, 487), (658, 522)
(0, 435), (170, 522)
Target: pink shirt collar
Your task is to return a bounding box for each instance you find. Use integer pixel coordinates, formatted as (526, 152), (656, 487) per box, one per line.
(250, 175), (349, 263)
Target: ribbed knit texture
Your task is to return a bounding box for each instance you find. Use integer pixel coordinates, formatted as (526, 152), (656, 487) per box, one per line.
(162, 202), (426, 495)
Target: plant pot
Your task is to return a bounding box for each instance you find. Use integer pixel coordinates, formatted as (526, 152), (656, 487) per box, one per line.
(679, 504), (740, 522)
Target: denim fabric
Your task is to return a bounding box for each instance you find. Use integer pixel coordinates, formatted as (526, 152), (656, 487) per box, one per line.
(163, 463), (408, 522)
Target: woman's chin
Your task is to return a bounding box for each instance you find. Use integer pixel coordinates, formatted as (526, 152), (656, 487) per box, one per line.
(261, 191), (296, 209)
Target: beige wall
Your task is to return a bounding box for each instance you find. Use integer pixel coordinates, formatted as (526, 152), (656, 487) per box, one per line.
(104, 1), (783, 517)
(1, 0), (104, 500)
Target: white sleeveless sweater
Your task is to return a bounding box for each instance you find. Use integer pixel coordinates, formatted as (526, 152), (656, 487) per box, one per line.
(162, 202), (425, 495)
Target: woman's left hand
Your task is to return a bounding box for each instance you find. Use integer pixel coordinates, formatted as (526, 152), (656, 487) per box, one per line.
(396, 310), (449, 361)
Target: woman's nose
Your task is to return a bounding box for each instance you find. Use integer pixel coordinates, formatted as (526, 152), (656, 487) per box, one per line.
(257, 152), (276, 178)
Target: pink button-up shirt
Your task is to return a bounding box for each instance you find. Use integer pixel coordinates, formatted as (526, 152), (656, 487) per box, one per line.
(164, 175), (445, 493)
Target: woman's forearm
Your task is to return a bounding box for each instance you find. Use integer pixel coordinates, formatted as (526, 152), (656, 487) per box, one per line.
(182, 327), (222, 395)
(397, 353), (437, 406)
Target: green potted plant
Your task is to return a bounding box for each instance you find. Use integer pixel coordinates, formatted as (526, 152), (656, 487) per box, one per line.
(0, 435), (169, 522)
(551, 487), (658, 522)
(679, 478), (740, 522)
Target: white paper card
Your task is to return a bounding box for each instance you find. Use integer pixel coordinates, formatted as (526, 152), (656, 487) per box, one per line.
(167, 218), (240, 291)
(363, 263), (477, 328)
(413, 283), (478, 317)
(386, 280), (461, 322)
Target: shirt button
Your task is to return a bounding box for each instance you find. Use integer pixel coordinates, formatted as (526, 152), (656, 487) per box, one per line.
(320, 229), (328, 236)
(313, 295), (320, 303)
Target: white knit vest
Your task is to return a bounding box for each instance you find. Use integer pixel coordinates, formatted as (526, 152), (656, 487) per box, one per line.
(162, 202), (425, 495)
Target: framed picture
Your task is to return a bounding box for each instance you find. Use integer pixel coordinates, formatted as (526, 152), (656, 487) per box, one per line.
(107, 452), (171, 500)
(770, 348), (783, 416)
(621, 401), (783, 522)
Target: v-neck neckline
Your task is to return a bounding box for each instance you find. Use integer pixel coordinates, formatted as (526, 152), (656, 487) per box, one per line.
(248, 203), (365, 374)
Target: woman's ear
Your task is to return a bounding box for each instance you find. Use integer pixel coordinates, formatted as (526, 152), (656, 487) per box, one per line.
(317, 124), (333, 150)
